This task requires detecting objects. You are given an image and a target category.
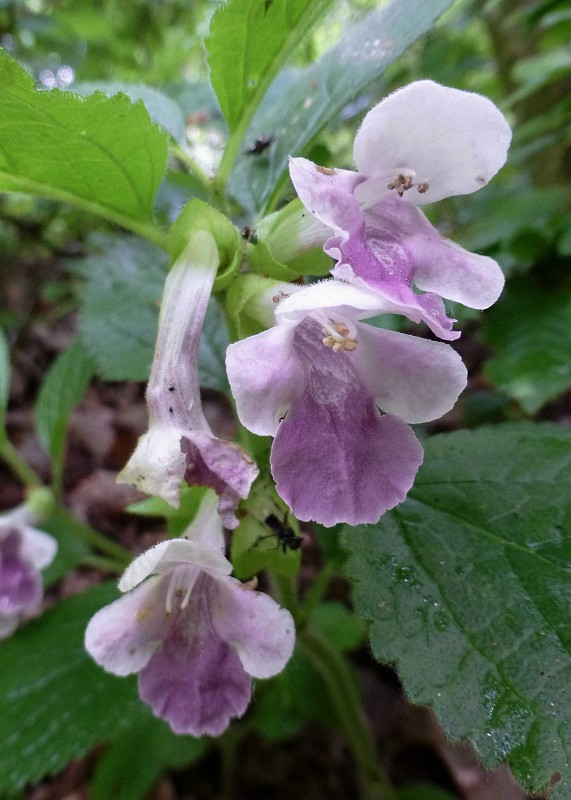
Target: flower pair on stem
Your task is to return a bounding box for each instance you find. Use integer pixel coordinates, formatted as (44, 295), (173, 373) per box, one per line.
(87, 80), (511, 737)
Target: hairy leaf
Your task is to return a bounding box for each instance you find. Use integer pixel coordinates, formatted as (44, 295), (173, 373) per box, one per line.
(228, 0), (454, 214)
(72, 82), (186, 143)
(35, 337), (94, 466)
(0, 583), (140, 794)
(343, 424), (571, 797)
(0, 52), (167, 238)
(207, 0), (333, 131)
(91, 705), (206, 800)
(483, 277), (571, 414)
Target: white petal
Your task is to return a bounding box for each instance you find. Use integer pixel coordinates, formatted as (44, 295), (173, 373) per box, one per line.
(117, 425), (187, 508)
(357, 325), (467, 423)
(211, 576), (295, 679)
(288, 156), (363, 232)
(412, 237), (505, 309)
(179, 490), (225, 553)
(118, 538), (231, 593)
(19, 526), (57, 571)
(85, 578), (166, 676)
(275, 279), (393, 322)
(353, 80), (511, 203)
(226, 324), (303, 436)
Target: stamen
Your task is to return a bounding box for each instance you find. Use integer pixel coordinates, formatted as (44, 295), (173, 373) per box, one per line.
(386, 170), (429, 197)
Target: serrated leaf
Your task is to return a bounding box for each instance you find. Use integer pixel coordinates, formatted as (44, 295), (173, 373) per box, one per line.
(0, 52), (168, 237)
(0, 583), (141, 794)
(483, 277), (571, 414)
(91, 704), (206, 800)
(75, 236), (229, 391)
(72, 82), (186, 144)
(228, 0), (454, 214)
(207, 0), (333, 131)
(343, 424), (571, 797)
(35, 337), (94, 463)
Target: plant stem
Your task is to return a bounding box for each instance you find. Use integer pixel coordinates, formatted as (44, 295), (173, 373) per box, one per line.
(300, 626), (394, 800)
(55, 506), (132, 565)
(80, 554), (126, 573)
(0, 438), (42, 487)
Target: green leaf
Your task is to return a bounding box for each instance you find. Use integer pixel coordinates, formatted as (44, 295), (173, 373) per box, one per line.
(40, 505), (92, 585)
(343, 424), (571, 797)
(0, 583), (141, 794)
(483, 277), (571, 414)
(75, 235), (229, 391)
(0, 52), (168, 246)
(35, 337), (94, 468)
(207, 0), (333, 130)
(0, 326), (9, 437)
(228, 0), (454, 214)
(309, 601), (366, 653)
(72, 82), (186, 144)
(252, 647), (338, 740)
(91, 704), (206, 800)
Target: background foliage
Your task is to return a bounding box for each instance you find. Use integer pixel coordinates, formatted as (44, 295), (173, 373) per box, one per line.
(0, 0), (570, 798)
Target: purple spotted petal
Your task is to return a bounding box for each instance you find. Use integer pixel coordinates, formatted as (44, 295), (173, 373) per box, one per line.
(0, 532), (42, 616)
(138, 575), (251, 736)
(270, 321), (423, 526)
(288, 156), (364, 233)
(182, 433), (259, 529)
(211, 576), (295, 679)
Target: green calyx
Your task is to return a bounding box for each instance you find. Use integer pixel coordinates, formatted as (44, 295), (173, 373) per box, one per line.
(168, 198), (242, 290)
(247, 199), (331, 281)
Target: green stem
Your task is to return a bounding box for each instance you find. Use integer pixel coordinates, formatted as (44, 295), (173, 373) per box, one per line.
(268, 569), (299, 618)
(0, 172), (169, 251)
(170, 143), (214, 190)
(55, 506), (132, 565)
(300, 627), (394, 800)
(0, 438), (42, 486)
(297, 563), (334, 625)
(80, 554), (127, 573)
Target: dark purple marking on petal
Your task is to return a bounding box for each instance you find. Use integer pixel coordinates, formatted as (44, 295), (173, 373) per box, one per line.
(270, 321), (424, 527)
(181, 434), (258, 529)
(0, 532), (42, 614)
(138, 575), (252, 736)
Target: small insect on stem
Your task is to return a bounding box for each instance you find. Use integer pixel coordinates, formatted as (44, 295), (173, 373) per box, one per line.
(253, 513), (303, 554)
(245, 135), (274, 155)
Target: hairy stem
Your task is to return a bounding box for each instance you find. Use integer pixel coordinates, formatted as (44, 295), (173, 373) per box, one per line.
(300, 626), (394, 800)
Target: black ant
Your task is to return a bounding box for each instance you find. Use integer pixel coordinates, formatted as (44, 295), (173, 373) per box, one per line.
(245, 134), (273, 155)
(255, 513), (303, 554)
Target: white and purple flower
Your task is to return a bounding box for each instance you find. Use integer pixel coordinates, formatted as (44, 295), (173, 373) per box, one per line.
(0, 506), (57, 640)
(226, 280), (467, 527)
(289, 80), (511, 340)
(85, 492), (295, 736)
(118, 230), (258, 529)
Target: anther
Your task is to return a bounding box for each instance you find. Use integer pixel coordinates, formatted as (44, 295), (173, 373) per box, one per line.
(417, 182), (429, 194)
